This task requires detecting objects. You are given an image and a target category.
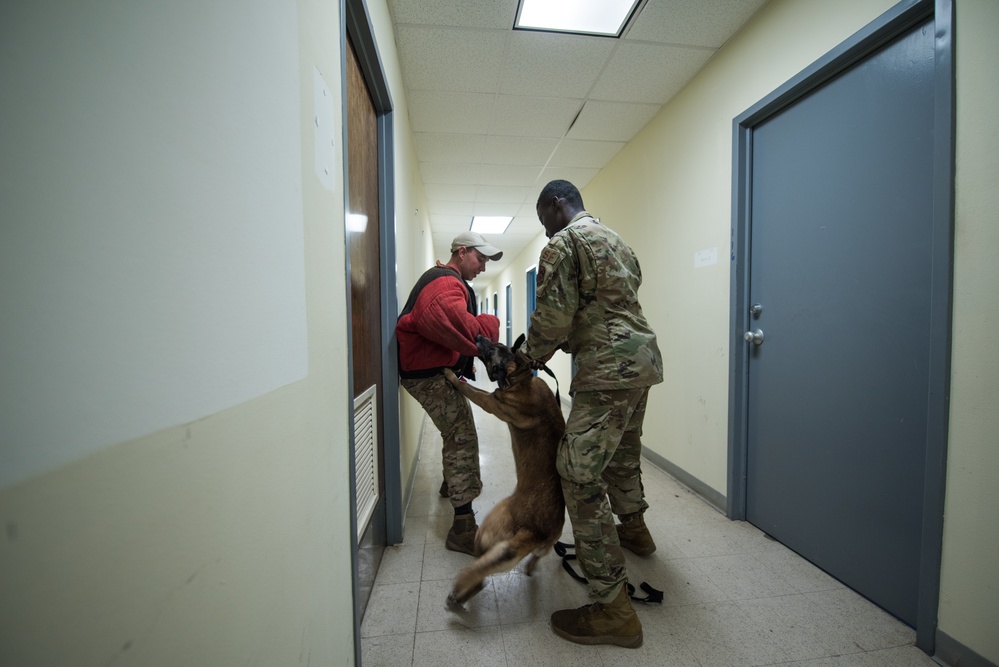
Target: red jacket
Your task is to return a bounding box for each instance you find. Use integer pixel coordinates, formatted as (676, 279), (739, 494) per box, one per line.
(397, 265), (500, 377)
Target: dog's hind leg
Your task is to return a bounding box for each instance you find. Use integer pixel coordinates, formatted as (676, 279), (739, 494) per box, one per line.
(448, 541), (519, 608)
(446, 581), (484, 611)
(522, 553), (540, 576)
(447, 530), (536, 608)
(524, 536), (560, 576)
(522, 548), (545, 576)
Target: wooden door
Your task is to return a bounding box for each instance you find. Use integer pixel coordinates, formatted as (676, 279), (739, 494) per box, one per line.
(346, 37), (383, 613)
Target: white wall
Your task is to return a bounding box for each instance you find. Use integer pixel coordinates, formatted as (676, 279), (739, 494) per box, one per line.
(479, 0), (998, 662)
(0, 0), (356, 664)
(0, 1), (308, 490)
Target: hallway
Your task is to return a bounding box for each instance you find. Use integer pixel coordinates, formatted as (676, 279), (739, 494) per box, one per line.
(359, 378), (934, 666)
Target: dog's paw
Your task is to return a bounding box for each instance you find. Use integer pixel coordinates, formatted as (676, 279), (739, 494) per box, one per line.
(445, 594), (465, 612)
(442, 369), (459, 386)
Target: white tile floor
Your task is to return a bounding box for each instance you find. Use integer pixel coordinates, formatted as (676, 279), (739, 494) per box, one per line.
(361, 379), (936, 666)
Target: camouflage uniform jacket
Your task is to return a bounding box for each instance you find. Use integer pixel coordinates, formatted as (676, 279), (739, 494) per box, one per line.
(523, 211), (663, 394)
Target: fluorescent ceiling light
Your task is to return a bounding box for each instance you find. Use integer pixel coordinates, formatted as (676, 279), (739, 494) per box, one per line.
(515, 0), (641, 37)
(470, 216), (512, 234)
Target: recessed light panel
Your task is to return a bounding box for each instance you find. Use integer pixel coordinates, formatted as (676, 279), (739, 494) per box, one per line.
(515, 0), (641, 37)
(470, 216), (512, 234)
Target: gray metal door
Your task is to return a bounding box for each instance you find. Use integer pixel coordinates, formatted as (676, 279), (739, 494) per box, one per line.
(745, 19), (934, 626)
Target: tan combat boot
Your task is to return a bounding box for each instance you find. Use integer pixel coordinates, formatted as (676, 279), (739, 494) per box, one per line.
(550, 585), (643, 648)
(616, 512), (656, 556)
(445, 513), (478, 555)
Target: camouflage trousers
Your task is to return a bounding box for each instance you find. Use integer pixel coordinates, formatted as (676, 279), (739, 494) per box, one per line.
(401, 374), (482, 508)
(558, 387), (650, 603)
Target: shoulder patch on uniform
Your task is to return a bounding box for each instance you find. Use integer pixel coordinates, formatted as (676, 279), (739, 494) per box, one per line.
(539, 245), (562, 266)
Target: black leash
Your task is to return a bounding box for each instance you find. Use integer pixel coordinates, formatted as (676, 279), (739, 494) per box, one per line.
(553, 541), (664, 604)
(536, 363), (561, 405)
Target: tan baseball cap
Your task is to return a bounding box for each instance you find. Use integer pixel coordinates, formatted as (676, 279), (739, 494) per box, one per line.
(450, 231), (503, 260)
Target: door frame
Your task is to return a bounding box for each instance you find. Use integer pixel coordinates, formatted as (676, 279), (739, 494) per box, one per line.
(342, 0), (401, 663)
(344, 0), (402, 545)
(505, 282), (513, 346)
(726, 0), (953, 652)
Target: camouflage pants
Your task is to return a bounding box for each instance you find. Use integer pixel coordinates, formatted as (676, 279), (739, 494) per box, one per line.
(401, 374), (482, 508)
(558, 387), (650, 603)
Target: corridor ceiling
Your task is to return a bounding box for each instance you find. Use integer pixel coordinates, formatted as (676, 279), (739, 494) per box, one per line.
(385, 0), (770, 289)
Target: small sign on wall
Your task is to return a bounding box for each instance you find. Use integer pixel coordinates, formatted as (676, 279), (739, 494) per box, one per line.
(694, 247), (718, 268)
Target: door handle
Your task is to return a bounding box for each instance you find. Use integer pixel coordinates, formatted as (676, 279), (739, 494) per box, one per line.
(744, 329), (765, 345)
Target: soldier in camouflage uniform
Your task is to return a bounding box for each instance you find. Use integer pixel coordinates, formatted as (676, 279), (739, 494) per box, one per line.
(397, 232), (503, 555)
(522, 180), (662, 648)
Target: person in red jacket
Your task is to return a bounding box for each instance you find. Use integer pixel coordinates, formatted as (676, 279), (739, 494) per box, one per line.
(397, 232), (503, 554)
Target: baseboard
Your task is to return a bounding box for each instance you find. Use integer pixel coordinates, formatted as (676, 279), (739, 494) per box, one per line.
(641, 446), (727, 515)
(400, 417), (426, 523)
(933, 629), (998, 667)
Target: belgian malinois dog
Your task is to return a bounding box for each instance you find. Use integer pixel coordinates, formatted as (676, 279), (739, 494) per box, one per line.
(442, 333), (566, 609)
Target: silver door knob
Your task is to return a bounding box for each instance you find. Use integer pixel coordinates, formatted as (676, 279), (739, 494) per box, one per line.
(744, 329), (765, 345)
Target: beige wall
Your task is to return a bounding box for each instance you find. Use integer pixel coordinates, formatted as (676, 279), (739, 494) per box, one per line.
(0, 0), (356, 664)
(938, 0), (999, 661)
(479, 0), (998, 662)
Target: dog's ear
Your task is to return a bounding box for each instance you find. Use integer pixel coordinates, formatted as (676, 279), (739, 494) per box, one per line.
(513, 333), (525, 351)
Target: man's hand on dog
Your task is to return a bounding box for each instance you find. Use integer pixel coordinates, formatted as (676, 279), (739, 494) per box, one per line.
(529, 350), (555, 370)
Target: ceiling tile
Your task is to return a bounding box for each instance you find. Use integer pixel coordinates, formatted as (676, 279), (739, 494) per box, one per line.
(413, 133), (486, 163)
(626, 0), (769, 48)
(548, 139), (625, 169)
(565, 100), (660, 142)
(537, 167), (600, 191)
(424, 183), (478, 202)
(517, 201), (539, 217)
(388, 0), (518, 30)
(507, 219), (542, 237)
(489, 95), (583, 138)
(476, 184), (533, 203)
(482, 135), (559, 166)
(590, 42), (714, 104)
(396, 26), (507, 93)
(407, 90), (494, 134)
(472, 201), (522, 216)
(479, 163), (542, 187)
(419, 162), (482, 184)
(392, 0), (768, 280)
(427, 200), (475, 215)
(431, 213), (475, 231)
(500, 31), (615, 98)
